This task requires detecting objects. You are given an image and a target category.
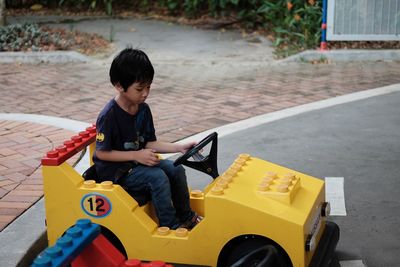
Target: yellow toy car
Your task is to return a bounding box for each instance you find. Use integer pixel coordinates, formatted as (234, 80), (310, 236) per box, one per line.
(41, 127), (339, 267)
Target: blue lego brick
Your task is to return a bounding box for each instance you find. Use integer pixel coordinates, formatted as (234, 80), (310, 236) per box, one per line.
(32, 219), (101, 267)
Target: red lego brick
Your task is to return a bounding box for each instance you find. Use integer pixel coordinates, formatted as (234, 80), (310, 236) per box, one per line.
(72, 233), (174, 267)
(72, 233), (126, 267)
(41, 126), (96, 166)
(121, 259), (143, 267)
(121, 260), (173, 267)
(142, 261), (174, 267)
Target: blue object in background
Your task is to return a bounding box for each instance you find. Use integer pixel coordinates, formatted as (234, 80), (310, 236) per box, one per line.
(31, 219), (100, 267)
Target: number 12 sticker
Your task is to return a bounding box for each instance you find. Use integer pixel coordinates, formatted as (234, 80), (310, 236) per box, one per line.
(81, 193), (112, 218)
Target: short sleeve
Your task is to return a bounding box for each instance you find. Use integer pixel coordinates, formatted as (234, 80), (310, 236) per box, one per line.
(144, 104), (157, 144)
(96, 111), (114, 151)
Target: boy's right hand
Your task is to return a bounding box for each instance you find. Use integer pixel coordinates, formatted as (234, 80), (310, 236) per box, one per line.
(134, 149), (160, 166)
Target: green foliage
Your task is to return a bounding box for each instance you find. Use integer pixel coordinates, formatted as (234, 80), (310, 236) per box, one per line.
(0, 23), (69, 51)
(58, 0), (114, 15)
(152, 0), (323, 52)
(6, 0), (323, 54)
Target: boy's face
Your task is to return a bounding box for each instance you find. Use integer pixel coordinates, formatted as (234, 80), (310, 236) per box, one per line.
(119, 82), (151, 105)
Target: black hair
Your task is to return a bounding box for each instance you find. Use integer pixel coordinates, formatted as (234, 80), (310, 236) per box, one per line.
(109, 48), (154, 92)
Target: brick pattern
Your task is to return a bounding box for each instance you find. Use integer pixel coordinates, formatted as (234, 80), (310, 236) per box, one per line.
(1, 62), (400, 143)
(1, 60), (400, 230)
(0, 120), (73, 231)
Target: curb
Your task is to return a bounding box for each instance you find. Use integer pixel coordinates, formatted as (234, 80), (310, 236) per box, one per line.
(18, 232), (47, 267)
(3, 48), (400, 65)
(281, 49), (400, 63)
(0, 51), (90, 64)
(0, 198), (46, 267)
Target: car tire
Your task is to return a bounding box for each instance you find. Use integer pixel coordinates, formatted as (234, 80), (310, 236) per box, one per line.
(328, 254), (340, 267)
(224, 238), (292, 267)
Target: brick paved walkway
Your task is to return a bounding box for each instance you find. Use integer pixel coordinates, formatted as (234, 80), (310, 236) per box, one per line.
(1, 60), (400, 231)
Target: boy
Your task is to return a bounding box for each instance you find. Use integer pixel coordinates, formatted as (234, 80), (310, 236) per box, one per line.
(93, 48), (202, 230)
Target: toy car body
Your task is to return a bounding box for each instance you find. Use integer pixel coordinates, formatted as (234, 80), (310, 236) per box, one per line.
(41, 128), (339, 267)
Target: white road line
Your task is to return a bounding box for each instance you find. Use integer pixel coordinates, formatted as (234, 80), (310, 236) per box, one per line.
(340, 260), (366, 267)
(325, 177), (347, 216)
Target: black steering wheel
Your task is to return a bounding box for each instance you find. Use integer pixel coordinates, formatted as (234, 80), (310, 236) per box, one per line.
(174, 132), (219, 179)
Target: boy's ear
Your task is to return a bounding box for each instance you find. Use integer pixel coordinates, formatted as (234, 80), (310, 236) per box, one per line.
(115, 83), (124, 92)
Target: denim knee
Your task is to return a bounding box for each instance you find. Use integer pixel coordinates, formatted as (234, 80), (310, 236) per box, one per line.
(159, 160), (186, 181)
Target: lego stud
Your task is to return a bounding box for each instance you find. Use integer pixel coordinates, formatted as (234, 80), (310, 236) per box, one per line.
(265, 171), (278, 179)
(76, 218), (92, 229)
(56, 235), (73, 248)
(72, 135), (82, 143)
(235, 158), (246, 165)
(64, 140), (75, 148)
(56, 145), (67, 153)
(46, 245), (63, 258)
(157, 226), (170, 235)
(122, 259), (142, 267)
(278, 178), (292, 186)
(149, 261), (166, 267)
(83, 180), (96, 188)
(226, 169), (237, 177)
(217, 179), (228, 189)
(221, 173), (233, 183)
(282, 173), (295, 180)
(258, 183), (270, 191)
(239, 153), (250, 160)
(211, 186), (224, 195)
(101, 181), (113, 189)
(262, 177), (274, 183)
(190, 190), (203, 198)
(175, 227), (188, 237)
(86, 126), (96, 134)
(66, 226), (83, 238)
(276, 184), (289, 193)
(32, 255), (52, 267)
(46, 150), (58, 158)
(79, 131), (90, 138)
(231, 163), (242, 172)
(259, 179), (272, 190)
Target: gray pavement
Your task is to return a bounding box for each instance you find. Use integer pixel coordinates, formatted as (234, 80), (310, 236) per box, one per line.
(6, 16), (275, 79)
(213, 89), (400, 267)
(5, 15), (400, 67)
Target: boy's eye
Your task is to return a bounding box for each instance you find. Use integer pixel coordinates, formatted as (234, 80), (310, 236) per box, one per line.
(137, 86), (150, 91)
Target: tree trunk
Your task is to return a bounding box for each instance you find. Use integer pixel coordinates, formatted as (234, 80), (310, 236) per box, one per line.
(0, 0), (6, 26)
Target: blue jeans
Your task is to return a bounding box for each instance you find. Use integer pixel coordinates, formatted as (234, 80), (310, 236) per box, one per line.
(121, 160), (194, 229)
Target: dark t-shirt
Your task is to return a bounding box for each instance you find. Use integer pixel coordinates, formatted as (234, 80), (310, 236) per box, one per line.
(93, 99), (157, 182)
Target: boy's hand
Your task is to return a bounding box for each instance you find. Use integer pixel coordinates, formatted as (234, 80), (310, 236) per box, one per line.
(179, 141), (197, 154)
(135, 149), (160, 166)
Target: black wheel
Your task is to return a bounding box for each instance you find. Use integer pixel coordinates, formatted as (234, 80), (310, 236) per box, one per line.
(223, 238), (292, 267)
(328, 254), (340, 267)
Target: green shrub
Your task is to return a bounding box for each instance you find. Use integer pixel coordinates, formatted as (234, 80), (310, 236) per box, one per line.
(0, 23), (69, 51)
(58, 0), (114, 15)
